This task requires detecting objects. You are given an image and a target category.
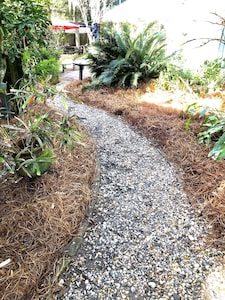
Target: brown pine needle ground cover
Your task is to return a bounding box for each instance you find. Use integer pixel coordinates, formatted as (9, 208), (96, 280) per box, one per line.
(65, 79), (225, 249)
(0, 102), (96, 300)
(1, 80), (225, 299)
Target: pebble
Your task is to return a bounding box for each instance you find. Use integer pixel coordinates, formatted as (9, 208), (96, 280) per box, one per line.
(149, 281), (157, 289)
(172, 294), (181, 300)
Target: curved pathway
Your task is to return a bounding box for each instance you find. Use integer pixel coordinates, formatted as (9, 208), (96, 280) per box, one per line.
(50, 80), (223, 300)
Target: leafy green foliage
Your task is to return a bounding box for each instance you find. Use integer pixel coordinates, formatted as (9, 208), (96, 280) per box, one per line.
(34, 57), (61, 83)
(1, 0), (52, 60)
(8, 79), (57, 115)
(0, 108), (83, 177)
(157, 55), (193, 91)
(51, 0), (76, 20)
(185, 102), (206, 131)
(186, 103), (225, 161)
(192, 58), (225, 89)
(15, 147), (55, 177)
(22, 46), (62, 84)
(87, 22), (168, 88)
(208, 132), (225, 160)
(157, 55), (225, 93)
(56, 114), (84, 151)
(0, 111), (54, 177)
(197, 114), (225, 160)
(198, 115), (225, 144)
(0, 0), (55, 87)
(0, 1), (82, 178)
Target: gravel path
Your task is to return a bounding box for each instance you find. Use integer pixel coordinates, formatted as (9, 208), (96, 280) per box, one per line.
(49, 89), (222, 300)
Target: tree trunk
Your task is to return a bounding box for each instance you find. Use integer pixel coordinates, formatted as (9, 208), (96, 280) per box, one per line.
(0, 32), (7, 83)
(0, 53), (7, 83)
(4, 56), (23, 89)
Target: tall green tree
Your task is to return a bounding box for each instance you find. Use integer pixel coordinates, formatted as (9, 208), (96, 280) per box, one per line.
(0, 0), (52, 87)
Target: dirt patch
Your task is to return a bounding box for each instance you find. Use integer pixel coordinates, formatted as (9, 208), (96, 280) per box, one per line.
(0, 103), (96, 300)
(66, 79), (225, 249)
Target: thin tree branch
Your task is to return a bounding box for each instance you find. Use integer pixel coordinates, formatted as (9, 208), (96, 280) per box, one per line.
(182, 38), (224, 48)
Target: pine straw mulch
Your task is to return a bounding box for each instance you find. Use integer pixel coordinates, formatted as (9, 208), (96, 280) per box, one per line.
(0, 102), (96, 300)
(65, 79), (225, 250)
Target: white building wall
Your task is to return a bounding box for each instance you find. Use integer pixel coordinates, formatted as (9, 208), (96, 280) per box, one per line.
(103, 0), (225, 69)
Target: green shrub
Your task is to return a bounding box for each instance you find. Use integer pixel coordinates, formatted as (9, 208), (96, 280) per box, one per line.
(156, 51), (194, 91)
(157, 55), (225, 93)
(192, 58), (225, 90)
(157, 63), (193, 91)
(22, 46), (62, 83)
(39, 47), (61, 61)
(34, 57), (60, 83)
(87, 22), (168, 88)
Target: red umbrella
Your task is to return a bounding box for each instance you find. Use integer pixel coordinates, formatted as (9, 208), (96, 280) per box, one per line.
(51, 17), (79, 31)
(52, 24), (79, 30)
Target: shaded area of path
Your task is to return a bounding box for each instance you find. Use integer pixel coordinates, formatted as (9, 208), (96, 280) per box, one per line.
(47, 90), (223, 300)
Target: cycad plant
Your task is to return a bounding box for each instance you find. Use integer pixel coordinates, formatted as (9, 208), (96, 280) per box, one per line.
(87, 21), (168, 88)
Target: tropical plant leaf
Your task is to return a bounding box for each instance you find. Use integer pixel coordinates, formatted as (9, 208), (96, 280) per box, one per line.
(208, 132), (225, 160)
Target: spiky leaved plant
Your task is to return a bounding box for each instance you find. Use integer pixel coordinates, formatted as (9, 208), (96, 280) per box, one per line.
(87, 21), (169, 88)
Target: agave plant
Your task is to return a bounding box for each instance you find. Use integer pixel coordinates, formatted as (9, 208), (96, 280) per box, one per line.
(0, 109), (83, 178)
(87, 21), (169, 88)
(0, 112), (55, 177)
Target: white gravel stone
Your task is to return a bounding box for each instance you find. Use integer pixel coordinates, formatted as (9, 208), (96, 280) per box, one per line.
(149, 281), (157, 289)
(48, 92), (224, 300)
